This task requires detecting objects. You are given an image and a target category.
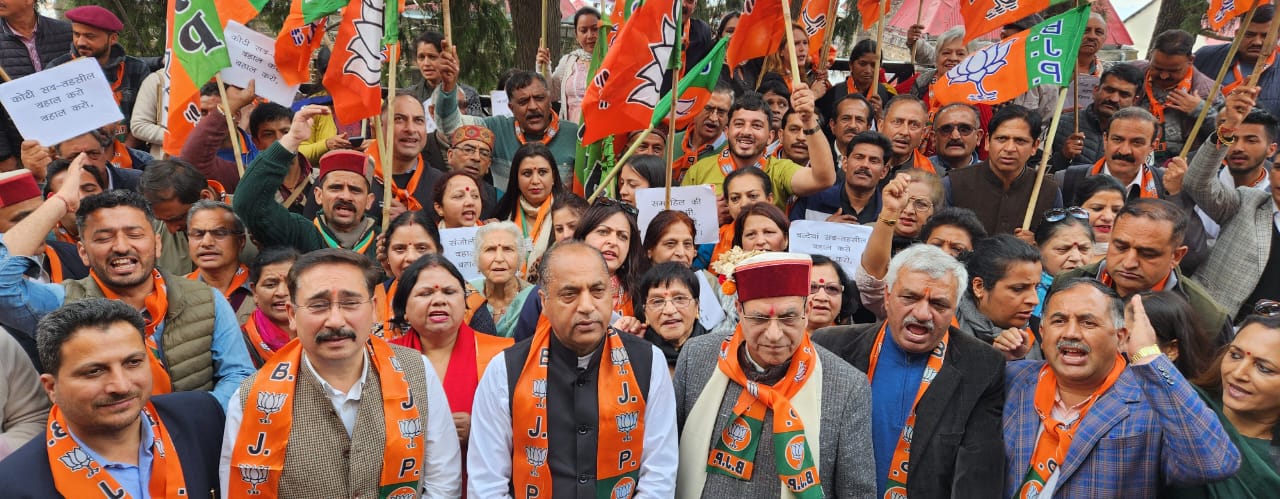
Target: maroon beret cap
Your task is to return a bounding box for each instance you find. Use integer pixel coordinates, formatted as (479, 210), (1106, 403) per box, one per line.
(65, 6), (124, 33)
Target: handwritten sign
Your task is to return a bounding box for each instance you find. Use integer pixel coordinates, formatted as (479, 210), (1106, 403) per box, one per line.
(0, 57), (123, 146)
(788, 220), (873, 277)
(490, 91), (512, 117)
(219, 21), (300, 105)
(439, 226), (483, 282)
(1062, 74), (1100, 113)
(635, 185), (719, 244)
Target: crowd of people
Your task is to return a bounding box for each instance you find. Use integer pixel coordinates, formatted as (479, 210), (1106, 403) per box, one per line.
(0, 0), (1278, 497)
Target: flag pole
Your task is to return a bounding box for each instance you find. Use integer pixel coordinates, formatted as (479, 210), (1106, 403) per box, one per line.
(1178, 6), (1258, 160)
(1022, 86), (1070, 230)
(1072, 0), (1080, 134)
(539, 0), (550, 77)
(780, 0), (803, 88)
(909, 0), (923, 64)
(818, 0), (840, 72)
(870, 0), (889, 96)
(665, 7), (685, 210)
(443, 0), (453, 41)
(214, 75), (246, 177)
(381, 44), (400, 233)
(590, 126), (655, 202)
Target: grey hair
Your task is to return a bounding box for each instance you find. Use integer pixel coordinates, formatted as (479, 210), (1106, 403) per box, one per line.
(1046, 278), (1126, 330)
(473, 221), (529, 267)
(884, 243), (968, 295)
(185, 199), (246, 236)
(935, 26), (972, 52)
(1090, 11), (1107, 24)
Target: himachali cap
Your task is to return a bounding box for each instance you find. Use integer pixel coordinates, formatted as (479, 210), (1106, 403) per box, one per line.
(733, 252), (812, 303)
(450, 125), (494, 148)
(0, 170), (41, 208)
(65, 6), (124, 33)
(317, 150), (372, 184)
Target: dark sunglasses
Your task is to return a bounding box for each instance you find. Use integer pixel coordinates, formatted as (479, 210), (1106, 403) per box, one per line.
(935, 123), (976, 137)
(1043, 206), (1090, 222)
(1255, 299), (1280, 317)
(593, 196), (639, 217)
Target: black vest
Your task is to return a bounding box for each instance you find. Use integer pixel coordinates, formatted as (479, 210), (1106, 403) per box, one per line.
(504, 330), (654, 498)
(1239, 223), (1280, 320)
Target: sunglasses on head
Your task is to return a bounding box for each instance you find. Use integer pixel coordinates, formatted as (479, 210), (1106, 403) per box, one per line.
(1043, 206), (1090, 222)
(593, 196), (639, 217)
(1255, 299), (1280, 317)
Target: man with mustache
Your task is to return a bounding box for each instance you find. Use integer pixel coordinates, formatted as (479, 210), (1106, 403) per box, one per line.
(929, 103), (984, 172)
(235, 106), (381, 260)
(1051, 64), (1144, 171)
(0, 299), (225, 497)
(880, 95), (938, 176)
(469, 241), (677, 497)
(48, 6), (150, 146)
(814, 243), (1005, 498)
(369, 92), (444, 216)
(1058, 107), (1169, 201)
(789, 131), (892, 224)
(445, 125), (499, 219)
(675, 251), (875, 497)
(0, 0), (72, 171)
(1002, 279), (1238, 496)
(779, 110), (810, 166)
(184, 201), (254, 324)
(681, 90), (837, 211)
(672, 83), (733, 184)
(1194, 4), (1279, 118)
(1065, 13), (1110, 115)
(0, 156), (255, 407)
(1129, 30), (1223, 163)
(827, 94), (874, 167)
(220, 248), (461, 498)
(139, 160), (260, 277)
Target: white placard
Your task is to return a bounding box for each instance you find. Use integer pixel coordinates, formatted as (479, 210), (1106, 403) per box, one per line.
(0, 57), (123, 146)
(1063, 75), (1100, 113)
(804, 209), (833, 222)
(219, 21), (300, 105)
(421, 99), (438, 134)
(788, 220), (873, 277)
(635, 185), (719, 245)
(438, 226), (483, 282)
(490, 91), (512, 117)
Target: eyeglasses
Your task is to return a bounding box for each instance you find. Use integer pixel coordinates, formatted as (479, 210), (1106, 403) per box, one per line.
(645, 295), (694, 310)
(455, 144), (492, 158)
(888, 117), (926, 132)
(1043, 206), (1090, 222)
(902, 197), (934, 213)
(741, 314), (807, 329)
(935, 123), (976, 137)
(810, 283), (844, 296)
(593, 196), (639, 217)
(296, 297), (374, 315)
(1255, 299), (1280, 317)
(186, 228), (245, 241)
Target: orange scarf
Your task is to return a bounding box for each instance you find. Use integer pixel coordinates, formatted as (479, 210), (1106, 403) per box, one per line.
(910, 149), (938, 175)
(1223, 48), (1278, 95)
(1017, 356), (1126, 497)
(43, 245), (63, 283)
(185, 264), (250, 299)
(515, 194), (553, 276)
(1144, 69), (1193, 134)
(710, 224), (735, 275)
(707, 326), (824, 498)
(46, 402), (187, 498)
(515, 112), (561, 145)
(111, 140), (134, 170)
(511, 316), (645, 498)
(228, 337), (422, 498)
(1091, 158), (1159, 199)
(371, 150), (426, 212)
(867, 322), (948, 498)
(676, 132), (712, 184)
(91, 269), (172, 395)
(716, 148), (764, 176)
(1098, 266), (1172, 292)
(55, 224), (78, 244)
(241, 310), (290, 367)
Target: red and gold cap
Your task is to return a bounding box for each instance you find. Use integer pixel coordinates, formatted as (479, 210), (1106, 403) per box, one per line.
(450, 125), (495, 149)
(733, 252), (812, 303)
(317, 150), (372, 185)
(0, 170), (41, 208)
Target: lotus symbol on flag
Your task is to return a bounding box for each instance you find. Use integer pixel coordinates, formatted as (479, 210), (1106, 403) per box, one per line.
(239, 464), (269, 494)
(616, 411), (639, 441)
(802, 11), (825, 36)
(532, 378), (547, 408)
(946, 40), (1012, 102)
(398, 419), (423, 448)
(611, 346), (630, 374)
(525, 446), (549, 476)
(255, 392), (287, 424)
(59, 448), (99, 477)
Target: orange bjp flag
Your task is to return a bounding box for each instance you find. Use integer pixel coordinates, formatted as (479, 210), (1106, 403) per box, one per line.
(325, 0), (388, 125)
(800, 0), (832, 65)
(1206, 0), (1265, 30)
(274, 0), (328, 86)
(857, 0), (890, 30)
(725, 0), (785, 69)
(579, 0), (681, 145)
(959, 0), (1070, 44)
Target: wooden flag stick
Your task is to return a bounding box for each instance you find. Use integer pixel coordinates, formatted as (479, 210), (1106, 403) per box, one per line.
(780, 0), (803, 88)
(1073, 0), (1080, 134)
(443, 0), (453, 41)
(909, 0), (924, 64)
(214, 75), (247, 177)
(870, 0), (890, 95)
(817, 0), (840, 72)
(539, 0), (550, 77)
(381, 44), (400, 233)
(1179, 6), (1258, 160)
(1245, 6), (1280, 88)
(1022, 86), (1071, 230)
(590, 126), (655, 202)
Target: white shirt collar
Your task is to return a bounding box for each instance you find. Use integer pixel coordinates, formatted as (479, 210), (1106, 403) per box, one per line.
(1101, 162), (1149, 191)
(301, 350), (369, 402)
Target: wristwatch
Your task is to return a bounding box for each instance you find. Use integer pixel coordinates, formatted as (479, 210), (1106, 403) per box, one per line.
(1130, 344), (1163, 363)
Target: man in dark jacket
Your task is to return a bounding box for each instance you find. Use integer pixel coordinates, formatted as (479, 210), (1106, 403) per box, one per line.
(0, 0), (72, 168)
(50, 6), (150, 143)
(1193, 5), (1279, 118)
(814, 243), (1005, 498)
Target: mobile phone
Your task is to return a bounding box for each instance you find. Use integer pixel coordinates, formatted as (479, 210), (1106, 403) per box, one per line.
(349, 136), (365, 148)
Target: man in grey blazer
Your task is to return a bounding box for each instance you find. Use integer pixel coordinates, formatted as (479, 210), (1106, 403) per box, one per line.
(673, 252), (876, 498)
(1182, 87), (1280, 321)
(813, 244), (1005, 498)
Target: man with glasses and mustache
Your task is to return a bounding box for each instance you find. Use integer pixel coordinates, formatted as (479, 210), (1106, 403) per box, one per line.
(184, 201), (255, 324)
(445, 125), (499, 219)
(220, 248), (461, 498)
(675, 252), (875, 497)
(1051, 64), (1145, 171)
(929, 103), (984, 172)
(1130, 30), (1223, 163)
(814, 243), (1005, 498)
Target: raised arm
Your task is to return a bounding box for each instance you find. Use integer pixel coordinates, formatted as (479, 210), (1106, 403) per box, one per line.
(5, 153), (89, 257)
(861, 174), (910, 280)
(1185, 86), (1257, 223)
(786, 86), (837, 195)
(231, 105), (328, 251)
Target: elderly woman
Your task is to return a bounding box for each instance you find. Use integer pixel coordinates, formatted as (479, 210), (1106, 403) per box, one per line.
(643, 210), (726, 332)
(377, 210), (441, 336)
(957, 234), (1043, 360)
(1032, 209), (1094, 318)
(633, 262), (708, 372)
(494, 142), (567, 277)
(391, 254), (513, 447)
(853, 171), (943, 318)
(465, 222), (536, 338)
(539, 7), (600, 124)
(241, 246), (299, 367)
(1165, 313), (1280, 497)
(433, 170), (485, 228)
(806, 255), (855, 331)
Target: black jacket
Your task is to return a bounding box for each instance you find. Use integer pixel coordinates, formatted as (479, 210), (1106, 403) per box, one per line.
(0, 391), (225, 498)
(0, 15), (72, 159)
(812, 322), (1006, 499)
(50, 44), (152, 126)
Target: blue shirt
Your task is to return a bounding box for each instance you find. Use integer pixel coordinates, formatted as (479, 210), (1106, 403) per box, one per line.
(0, 234), (255, 408)
(870, 327), (927, 495)
(71, 413), (156, 499)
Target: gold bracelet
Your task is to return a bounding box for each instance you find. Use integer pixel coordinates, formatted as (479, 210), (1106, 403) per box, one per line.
(1217, 124), (1238, 146)
(878, 217), (897, 227)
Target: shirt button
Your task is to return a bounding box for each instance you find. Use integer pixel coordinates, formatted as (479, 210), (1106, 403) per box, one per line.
(577, 425), (590, 435)
(578, 474), (589, 484)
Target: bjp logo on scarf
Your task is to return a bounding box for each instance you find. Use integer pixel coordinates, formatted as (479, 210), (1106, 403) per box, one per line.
(725, 421), (752, 451)
(611, 477), (636, 499)
(885, 485), (909, 499)
(785, 435), (807, 471)
(386, 486), (417, 499)
(58, 448), (99, 477)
